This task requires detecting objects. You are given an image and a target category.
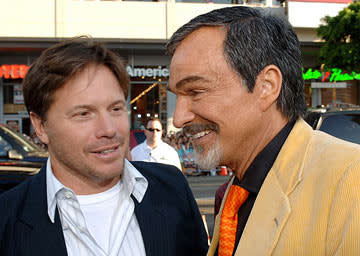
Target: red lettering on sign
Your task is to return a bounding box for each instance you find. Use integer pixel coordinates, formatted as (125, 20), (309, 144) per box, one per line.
(2, 65), (11, 79)
(11, 65), (20, 79)
(0, 64), (29, 79)
(322, 71), (331, 82)
(19, 65), (29, 78)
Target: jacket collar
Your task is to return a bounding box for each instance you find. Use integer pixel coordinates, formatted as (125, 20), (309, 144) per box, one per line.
(132, 168), (169, 256)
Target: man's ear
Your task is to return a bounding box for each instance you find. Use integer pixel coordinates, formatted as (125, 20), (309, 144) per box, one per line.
(256, 65), (282, 112)
(30, 112), (49, 145)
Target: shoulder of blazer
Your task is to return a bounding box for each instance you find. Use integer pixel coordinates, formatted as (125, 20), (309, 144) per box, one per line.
(0, 164), (46, 205)
(0, 165), (47, 224)
(0, 165), (47, 247)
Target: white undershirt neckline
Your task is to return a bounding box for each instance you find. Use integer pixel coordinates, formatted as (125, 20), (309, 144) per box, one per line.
(77, 181), (122, 254)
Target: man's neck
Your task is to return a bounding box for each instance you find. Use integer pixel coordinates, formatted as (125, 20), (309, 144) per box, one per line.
(231, 114), (289, 181)
(146, 140), (159, 149)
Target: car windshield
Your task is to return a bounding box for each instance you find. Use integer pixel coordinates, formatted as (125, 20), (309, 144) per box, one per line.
(319, 114), (360, 144)
(0, 126), (43, 153)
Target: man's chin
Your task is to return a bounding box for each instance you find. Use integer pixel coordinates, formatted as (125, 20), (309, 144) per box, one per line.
(194, 144), (222, 171)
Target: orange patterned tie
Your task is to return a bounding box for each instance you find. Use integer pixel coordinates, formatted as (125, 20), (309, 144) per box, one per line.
(219, 185), (249, 256)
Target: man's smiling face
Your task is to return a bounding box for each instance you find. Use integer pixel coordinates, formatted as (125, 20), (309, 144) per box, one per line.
(169, 26), (263, 170)
(32, 64), (130, 194)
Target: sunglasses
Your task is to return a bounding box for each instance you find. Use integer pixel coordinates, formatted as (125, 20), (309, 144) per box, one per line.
(146, 128), (161, 132)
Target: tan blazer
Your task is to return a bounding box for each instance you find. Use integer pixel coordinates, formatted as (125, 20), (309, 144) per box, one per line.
(209, 119), (360, 256)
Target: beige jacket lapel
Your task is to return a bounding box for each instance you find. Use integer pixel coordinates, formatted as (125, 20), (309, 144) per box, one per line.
(207, 176), (235, 256)
(208, 119), (312, 256)
(234, 170), (291, 255)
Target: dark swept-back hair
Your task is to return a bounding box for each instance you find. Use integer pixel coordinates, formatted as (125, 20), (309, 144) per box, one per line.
(22, 36), (129, 120)
(166, 7), (307, 121)
(146, 117), (162, 128)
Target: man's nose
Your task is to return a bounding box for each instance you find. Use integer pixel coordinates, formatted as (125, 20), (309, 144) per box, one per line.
(95, 112), (116, 138)
(173, 96), (195, 128)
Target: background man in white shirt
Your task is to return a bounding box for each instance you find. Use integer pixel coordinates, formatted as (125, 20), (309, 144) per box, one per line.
(0, 36), (208, 256)
(131, 118), (182, 171)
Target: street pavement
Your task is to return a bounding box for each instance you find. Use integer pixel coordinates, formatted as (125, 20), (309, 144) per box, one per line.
(186, 175), (230, 239)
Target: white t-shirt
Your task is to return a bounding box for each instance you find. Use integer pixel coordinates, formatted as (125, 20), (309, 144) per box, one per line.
(131, 140), (182, 171)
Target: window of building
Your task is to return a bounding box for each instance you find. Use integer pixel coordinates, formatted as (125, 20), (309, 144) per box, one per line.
(2, 81), (27, 114)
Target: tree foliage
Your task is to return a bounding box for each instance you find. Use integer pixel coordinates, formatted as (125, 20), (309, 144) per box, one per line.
(317, 2), (360, 71)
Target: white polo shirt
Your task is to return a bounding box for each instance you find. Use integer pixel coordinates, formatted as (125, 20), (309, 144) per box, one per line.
(131, 140), (182, 171)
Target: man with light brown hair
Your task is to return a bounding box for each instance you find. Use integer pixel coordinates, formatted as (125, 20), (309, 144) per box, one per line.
(0, 36), (208, 256)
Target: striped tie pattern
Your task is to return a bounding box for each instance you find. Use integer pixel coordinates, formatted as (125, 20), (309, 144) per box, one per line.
(219, 185), (249, 256)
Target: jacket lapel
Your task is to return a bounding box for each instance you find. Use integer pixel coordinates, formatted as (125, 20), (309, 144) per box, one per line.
(133, 189), (167, 256)
(207, 176), (234, 256)
(17, 165), (68, 256)
(234, 171), (291, 255)
(208, 175), (292, 256)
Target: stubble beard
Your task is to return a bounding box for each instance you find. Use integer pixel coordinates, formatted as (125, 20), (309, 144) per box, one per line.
(50, 135), (127, 189)
(193, 140), (223, 170)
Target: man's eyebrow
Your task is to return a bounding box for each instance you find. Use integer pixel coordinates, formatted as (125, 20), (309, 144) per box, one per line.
(172, 76), (209, 91)
(110, 99), (127, 106)
(65, 99), (126, 115)
(64, 105), (93, 116)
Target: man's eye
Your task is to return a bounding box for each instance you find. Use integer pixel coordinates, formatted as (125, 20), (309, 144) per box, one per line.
(79, 112), (89, 116)
(113, 106), (125, 112)
(73, 111), (90, 118)
(190, 89), (205, 96)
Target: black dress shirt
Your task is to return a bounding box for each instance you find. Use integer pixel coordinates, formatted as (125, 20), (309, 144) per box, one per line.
(215, 121), (295, 256)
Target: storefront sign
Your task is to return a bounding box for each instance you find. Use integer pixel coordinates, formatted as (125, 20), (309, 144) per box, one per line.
(0, 64), (29, 79)
(311, 82), (347, 88)
(303, 68), (360, 82)
(126, 66), (169, 78)
(1, 64), (170, 80)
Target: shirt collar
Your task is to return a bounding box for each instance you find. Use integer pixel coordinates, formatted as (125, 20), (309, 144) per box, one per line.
(143, 139), (165, 150)
(46, 158), (148, 223)
(237, 120), (295, 194)
(46, 157), (66, 223)
(122, 159), (148, 203)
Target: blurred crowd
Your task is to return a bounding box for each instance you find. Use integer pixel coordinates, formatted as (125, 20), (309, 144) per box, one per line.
(163, 131), (201, 175)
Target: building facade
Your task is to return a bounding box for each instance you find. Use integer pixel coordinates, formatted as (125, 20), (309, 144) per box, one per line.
(0, 0), (357, 135)
(288, 0), (359, 108)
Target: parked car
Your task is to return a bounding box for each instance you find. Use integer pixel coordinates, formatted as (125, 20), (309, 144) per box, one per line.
(0, 124), (47, 194)
(0, 159), (42, 194)
(304, 105), (360, 144)
(0, 124), (48, 163)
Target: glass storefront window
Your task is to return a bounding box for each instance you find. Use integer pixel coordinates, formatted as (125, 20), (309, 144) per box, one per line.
(3, 82), (27, 114)
(128, 65), (169, 130)
(130, 82), (168, 129)
(131, 82), (159, 129)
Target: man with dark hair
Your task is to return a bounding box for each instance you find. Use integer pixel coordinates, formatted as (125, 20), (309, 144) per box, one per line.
(131, 117), (182, 170)
(167, 6), (360, 255)
(0, 37), (208, 256)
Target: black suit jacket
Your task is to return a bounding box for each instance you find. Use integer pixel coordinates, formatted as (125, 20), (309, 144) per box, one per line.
(0, 161), (208, 256)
